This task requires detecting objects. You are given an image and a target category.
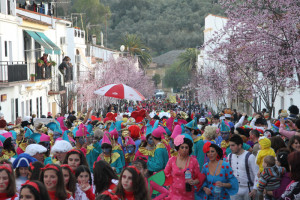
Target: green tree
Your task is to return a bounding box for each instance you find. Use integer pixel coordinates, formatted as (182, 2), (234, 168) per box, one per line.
(163, 62), (190, 92)
(152, 73), (161, 87)
(177, 48), (199, 72)
(122, 34), (152, 69)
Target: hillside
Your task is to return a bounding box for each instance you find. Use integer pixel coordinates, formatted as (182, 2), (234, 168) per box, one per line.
(101, 0), (225, 56)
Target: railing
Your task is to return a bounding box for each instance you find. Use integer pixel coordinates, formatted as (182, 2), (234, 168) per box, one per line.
(65, 67), (73, 82)
(35, 63), (52, 80)
(0, 61), (28, 83)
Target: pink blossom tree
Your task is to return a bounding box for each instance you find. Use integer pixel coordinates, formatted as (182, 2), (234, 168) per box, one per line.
(205, 0), (300, 117)
(77, 57), (155, 109)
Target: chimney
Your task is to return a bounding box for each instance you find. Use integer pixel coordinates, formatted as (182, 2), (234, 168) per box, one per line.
(100, 32), (104, 47)
(92, 34), (96, 45)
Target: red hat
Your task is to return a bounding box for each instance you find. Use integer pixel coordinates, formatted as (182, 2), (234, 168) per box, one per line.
(131, 109), (146, 123)
(128, 125), (141, 139)
(104, 112), (117, 123)
(0, 119), (7, 128)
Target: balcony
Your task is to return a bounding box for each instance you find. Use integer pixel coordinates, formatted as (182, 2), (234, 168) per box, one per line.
(65, 67), (73, 82)
(34, 63), (52, 80)
(0, 61), (28, 83)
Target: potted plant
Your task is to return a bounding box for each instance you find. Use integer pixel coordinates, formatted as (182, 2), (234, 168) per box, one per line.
(30, 74), (36, 82)
(37, 59), (44, 67)
(50, 61), (56, 67)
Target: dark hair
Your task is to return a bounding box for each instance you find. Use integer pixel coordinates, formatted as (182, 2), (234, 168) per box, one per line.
(250, 129), (260, 138)
(63, 150), (89, 168)
(229, 134), (243, 146)
(63, 56), (71, 62)
(288, 151), (300, 181)
(115, 167), (150, 200)
(213, 115), (219, 119)
(28, 161), (44, 181)
(75, 165), (92, 185)
(235, 128), (247, 137)
(96, 192), (117, 200)
(270, 136), (286, 153)
(61, 165), (76, 196)
(133, 157), (148, 170)
(40, 164), (68, 200)
(0, 163), (16, 197)
(101, 143), (112, 149)
(209, 143), (223, 159)
(15, 166), (29, 178)
(288, 105), (299, 115)
(20, 180), (50, 200)
(255, 118), (265, 126)
(174, 138), (193, 155)
(288, 135), (300, 152)
(152, 136), (161, 141)
(295, 119), (300, 129)
(3, 137), (16, 154)
(277, 151), (290, 172)
(94, 161), (118, 195)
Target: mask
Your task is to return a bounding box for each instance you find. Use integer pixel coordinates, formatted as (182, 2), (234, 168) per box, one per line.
(221, 132), (230, 141)
(127, 146), (135, 154)
(53, 132), (61, 141)
(169, 140), (174, 148)
(102, 148), (111, 155)
(78, 137), (86, 145)
(147, 136), (154, 145)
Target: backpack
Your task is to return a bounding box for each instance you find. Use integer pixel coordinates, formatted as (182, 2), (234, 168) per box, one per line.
(229, 151), (253, 186)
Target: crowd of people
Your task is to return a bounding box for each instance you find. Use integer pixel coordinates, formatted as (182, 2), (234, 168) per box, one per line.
(0, 100), (300, 200)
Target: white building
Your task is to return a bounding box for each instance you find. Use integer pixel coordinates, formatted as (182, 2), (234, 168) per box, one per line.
(198, 14), (300, 117)
(0, 0), (84, 122)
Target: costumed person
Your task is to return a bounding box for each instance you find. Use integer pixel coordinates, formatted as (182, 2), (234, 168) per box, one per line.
(124, 136), (136, 166)
(24, 144), (47, 164)
(0, 162), (18, 200)
(97, 133), (123, 173)
(200, 142), (239, 200)
(19, 180), (51, 200)
(256, 136), (276, 172)
(115, 166), (150, 200)
(288, 105), (299, 120)
(132, 157), (169, 199)
(74, 165), (95, 200)
(147, 126), (169, 174)
(0, 132), (17, 160)
(219, 120), (232, 158)
(40, 164), (73, 200)
(63, 149), (89, 172)
(191, 124), (205, 171)
(51, 140), (73, 164)
(211, 115), (220, 128)
(169, 124), (184, 158)
(29, 133), (52, 164)
(12, 153), (37, 192)
(61, 164), (76, 197)
(93, 160), (119, 195)
(134, 123), (155, 161)
(164, 134), (205, 200)
(128, 125), (142, 153)
(109, 127), (125, 167)
(0, 119), (8, 134)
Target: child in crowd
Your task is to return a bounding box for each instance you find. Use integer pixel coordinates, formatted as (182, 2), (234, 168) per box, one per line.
(258, 156), (286, 200)
(256, 136), (276, 172)
(74, 165), (95, 200)
(19, 180), (51, 200)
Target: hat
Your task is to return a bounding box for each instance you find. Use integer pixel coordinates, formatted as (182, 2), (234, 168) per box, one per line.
(152, 126), (166, 138)
(220, 120), (230, 133)
(125, 136), (135, 146)
(0, 119), (7, 128)
(115, 121), (125, 132)
(101, 133), (111, 146)
(185, 117), (198, 130)
(0, 135), (6, 143)
(1, 132), (12, 141)
(75, 123), (88, 137)
(12, 153), (37, 169)
(258, 136), (271, 149)
(56, 117), (68, 133)
(46, 121), (62, 134)
(24, 127), (34, 138)
(109, 122), (116, 132)
(51, 140), (72, 154)
(171, 125), (182, 139)
(109, 129), (119, 139)
(164, 126), (171, 136)
(47, 112), (52, 116)
(25, 144), (47, 156)
(0, 140), (3, 147)
(131, 109), (146, 123)
(128, 125), (141, 139)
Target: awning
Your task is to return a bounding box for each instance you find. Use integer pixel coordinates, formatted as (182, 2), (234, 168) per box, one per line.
(24, 30), (61, 55)
(25, 30), (53, 54)
(36, 32), (61, 55)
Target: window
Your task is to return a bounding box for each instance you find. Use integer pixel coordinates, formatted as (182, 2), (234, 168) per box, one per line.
(4, 41), (8, 57)
(36, 98), (39, 118)
(30, 99), (32, 116)
(290, 98), (294, 106)
(21, 101), (24, 118)
(281, 96), (284, 110)
(15, 98), (18, 121)
(11, 99), (14, 123)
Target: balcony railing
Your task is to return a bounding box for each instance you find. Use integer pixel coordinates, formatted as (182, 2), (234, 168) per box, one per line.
(65, 67), (73, 82)
(35, 63), (52, 80)
(0, 61), (28, 83)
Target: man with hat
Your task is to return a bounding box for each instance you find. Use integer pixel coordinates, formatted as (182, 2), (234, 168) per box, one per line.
(147, 126), (169, 175)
